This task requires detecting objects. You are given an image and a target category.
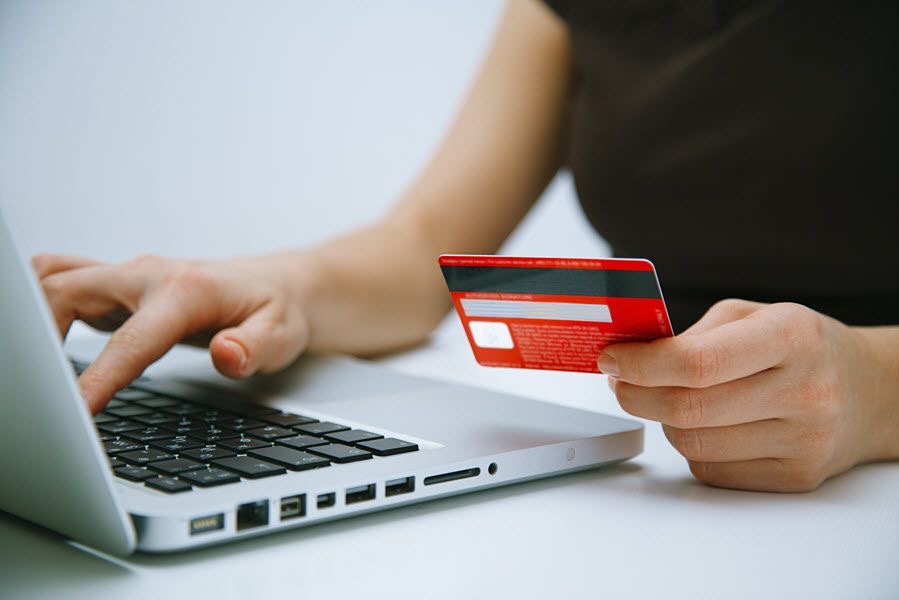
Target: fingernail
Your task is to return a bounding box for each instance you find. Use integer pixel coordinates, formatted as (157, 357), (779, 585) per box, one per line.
(598, 353), (619, 377)
(226, 340), (247, 372)
(78, 378), (104, 415)
(607, 375), (618, 393)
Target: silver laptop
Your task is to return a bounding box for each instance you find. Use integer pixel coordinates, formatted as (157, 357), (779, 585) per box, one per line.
(0, 208), (643, 555)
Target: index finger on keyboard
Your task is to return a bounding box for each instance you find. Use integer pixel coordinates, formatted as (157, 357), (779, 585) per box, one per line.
(79, 289), (212, 413)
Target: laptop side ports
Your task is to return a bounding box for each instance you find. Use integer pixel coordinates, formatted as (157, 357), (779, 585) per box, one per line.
(317, 492), (336, 509)
(385, 476), (415, 497)
(280, 494), (306, 521)
(236, 500), (269, 531)
(189, 513), (224, 535)
(345, 484), (376, 505)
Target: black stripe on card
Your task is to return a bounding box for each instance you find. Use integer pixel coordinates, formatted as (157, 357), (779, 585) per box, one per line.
(440, 266), (662, 299)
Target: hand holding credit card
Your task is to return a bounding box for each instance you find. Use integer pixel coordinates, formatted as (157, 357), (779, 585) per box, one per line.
(439, 255), (673, 373)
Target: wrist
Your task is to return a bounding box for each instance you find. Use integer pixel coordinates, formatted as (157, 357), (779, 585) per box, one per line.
(853, 326), (899, 463)
(257, 249), (325, 349)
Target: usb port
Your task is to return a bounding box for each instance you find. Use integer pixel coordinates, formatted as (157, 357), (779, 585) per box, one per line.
(280, 494), (306, 521)
(317, 492), (336, 509)
(385, 476), (415, 497)
(189, 513), (224, 535)
(345, 483), (376, 505)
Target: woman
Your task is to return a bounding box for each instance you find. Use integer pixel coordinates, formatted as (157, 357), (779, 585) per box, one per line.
(35, 0), (898, 492)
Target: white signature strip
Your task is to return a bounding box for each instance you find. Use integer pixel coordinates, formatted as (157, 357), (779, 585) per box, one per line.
(460, 298), (612, 323)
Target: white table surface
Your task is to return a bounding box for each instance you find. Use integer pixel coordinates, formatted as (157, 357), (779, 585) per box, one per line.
(1, 2), (896, 598)
(0, 321), (897, 600)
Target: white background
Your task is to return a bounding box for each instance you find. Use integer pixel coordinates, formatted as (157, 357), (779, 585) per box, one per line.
(0, 0), (606, 261)
(1, 2), (896, 599)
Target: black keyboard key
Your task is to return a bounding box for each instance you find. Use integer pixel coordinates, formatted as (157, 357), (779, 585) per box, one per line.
(261, 413), (317, 428)
(244, 425), (296, 441)
(120, 426), (173, 444)
(187, 426), (240, 443)
(307, 443), (372, 464)
(104, 439), (144, 455)
(134, 396), (181, 409)
(294, 422), (350, 436)
(106, 405), (154, 418)
(276, 434), (329, 451)
(211, 456), (286, 479)
(135, 394), (181, 410)
(198, 409), (235, 423)
(104, 399), (128, 409)
(214, 416), (265, 432)
(97, 420), (143, 435)
(160, 403), (206, 416)
(149, 458), (207, 476)
(234, 405), (281, 418)
(325, 429), (383, 445)
(248, 446), (330, 471)
(115, 465), (159, 482)
(180, 446), (236, 462)
(160, 417), (202, 435)
(178, 468), (240, 487)
(357, 437), (419, 456)
(217, 436), (272, 453)
(146, 477), (192, 494)
(93, 412), (119, 425)
(150, 435), (205, 453)
(108, 456), (124, 469)
(114, 389), (156, 402)
(132, 411), (179, 426)
(118, 448), (175, 465)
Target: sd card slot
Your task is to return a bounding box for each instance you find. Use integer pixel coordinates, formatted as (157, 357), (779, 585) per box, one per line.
(423, 467), (481, 486)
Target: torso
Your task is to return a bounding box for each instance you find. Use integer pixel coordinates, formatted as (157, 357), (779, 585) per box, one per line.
(548, 0), (898, 330)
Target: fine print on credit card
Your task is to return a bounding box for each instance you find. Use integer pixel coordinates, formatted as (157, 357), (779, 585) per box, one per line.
(439, 254), (673, 374)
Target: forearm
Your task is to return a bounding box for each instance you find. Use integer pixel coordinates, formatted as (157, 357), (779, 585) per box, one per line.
(270, 0), (574, 357)
(273, 221), (449, 356)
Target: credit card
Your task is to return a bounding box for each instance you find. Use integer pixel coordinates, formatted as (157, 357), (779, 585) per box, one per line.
(439, 255), (673, 373)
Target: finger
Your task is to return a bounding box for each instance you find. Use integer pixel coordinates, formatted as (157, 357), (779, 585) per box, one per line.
(40, 265), (141, 338)
(79, 289), (210, 413)
(599, 310), (791, 388)
(612, 369), (791, 428)
(32, 253), (100, 279)
(662, 420), (794, 463)
(681, 298), (765, 336)
(688, 458), (826, 493)
(209, 301), (309, 378)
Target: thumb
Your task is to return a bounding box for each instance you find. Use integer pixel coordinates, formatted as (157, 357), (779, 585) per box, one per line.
(681, 299), (765, 336)
(209, 303), (309, 378)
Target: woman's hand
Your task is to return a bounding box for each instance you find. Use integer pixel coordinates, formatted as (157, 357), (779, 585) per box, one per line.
(601, 299), (899, 492)
(33, 253), (311, 414)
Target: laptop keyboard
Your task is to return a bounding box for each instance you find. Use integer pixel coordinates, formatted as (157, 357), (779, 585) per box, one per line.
(72, 360), (419, 494)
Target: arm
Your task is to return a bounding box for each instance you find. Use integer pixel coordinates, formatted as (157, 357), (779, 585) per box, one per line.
(35, 0), (574, 411)
(295, 0), (573, 354)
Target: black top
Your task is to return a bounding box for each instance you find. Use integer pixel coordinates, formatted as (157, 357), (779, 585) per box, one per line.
(545, 0), (898, 331)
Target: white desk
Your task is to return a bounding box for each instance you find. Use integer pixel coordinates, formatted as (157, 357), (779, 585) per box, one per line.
(0, 319), (897, 600)
(1, 2), (897, 598)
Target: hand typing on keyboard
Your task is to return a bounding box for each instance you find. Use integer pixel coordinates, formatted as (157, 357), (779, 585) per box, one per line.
(32, 223), (450, 415)
(32, 252), (313, 413)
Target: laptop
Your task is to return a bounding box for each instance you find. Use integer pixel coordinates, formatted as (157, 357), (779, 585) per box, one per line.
(0, 208), (643, 555)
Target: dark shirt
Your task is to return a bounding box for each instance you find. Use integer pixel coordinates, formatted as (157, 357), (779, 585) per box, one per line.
(546, 0), (898, 331)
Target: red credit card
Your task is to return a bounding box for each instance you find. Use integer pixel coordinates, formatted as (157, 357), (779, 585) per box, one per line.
(439, 255), (673, 373)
